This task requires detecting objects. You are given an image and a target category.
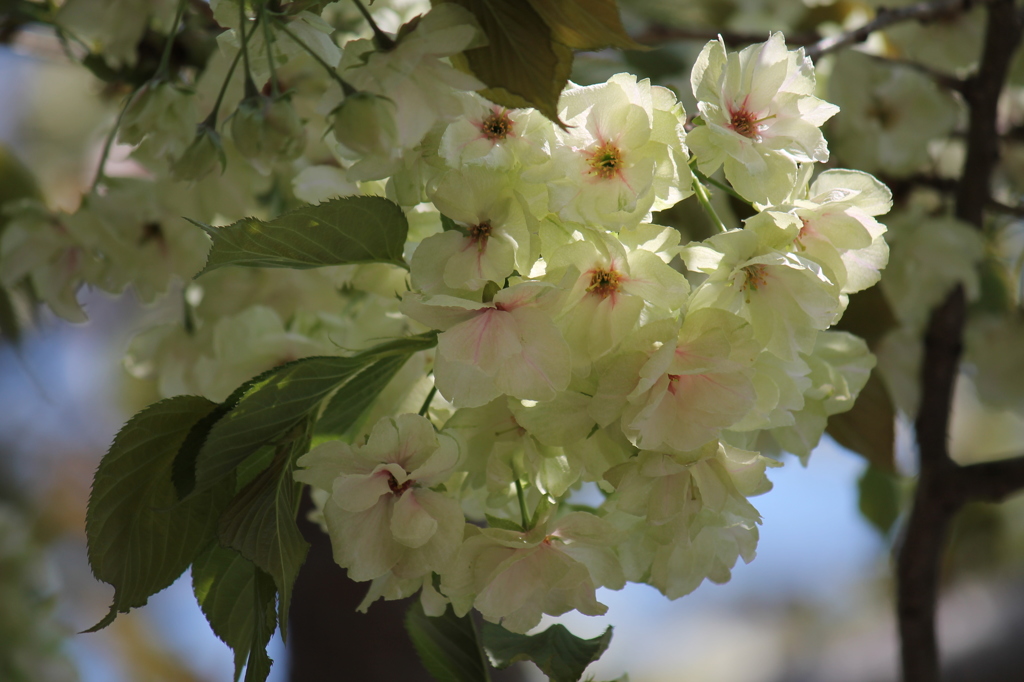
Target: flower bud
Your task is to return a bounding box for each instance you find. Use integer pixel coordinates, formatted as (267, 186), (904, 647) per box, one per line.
(171, 125), (225, 182)
(231, 95), (306, 170)
(331, 92), (398, 157)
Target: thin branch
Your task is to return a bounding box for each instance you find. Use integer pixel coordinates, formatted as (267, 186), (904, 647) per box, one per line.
(958, 455), (1024, 503)
(633, 25), (818, 48)
(807, 0), (996, 60)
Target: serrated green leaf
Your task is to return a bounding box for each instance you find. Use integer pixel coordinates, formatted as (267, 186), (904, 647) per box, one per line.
(405, 602), (491, 682)
(85, 396), (233, 631)
(857, 465), (902, 536)
(192, 543), (277, 682)
(314, 353), (409, 436)
(194, 333), (437, 490)
(219, 422), (311, 643)
(174, 367), (282, 498)
(440, 0), (573, 125)
(525, 0), (645, 51)
(482, 622), (612, 682)
(191, 196), (409, 277)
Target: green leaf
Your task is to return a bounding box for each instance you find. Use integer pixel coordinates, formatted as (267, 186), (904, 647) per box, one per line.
(405, 602), (491, 682)
(857, 465), (902, 536)
(524, 0), (645, 51)
(218, 420), (312, 643)
(194, 333), (437, 490)
(314, 353), (409, 436)
(192, 543), (277, 682)
(85, 396), (233, 630)
(484, 514), (524, 532)
(482, 622), (612, 682)
(190, 195), (409, 277)
(441, 0), (573, 125)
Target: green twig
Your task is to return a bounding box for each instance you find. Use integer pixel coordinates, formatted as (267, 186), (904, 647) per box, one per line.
(276, 21), (356, 95)
(259, 5), (280, 97)
(203, 20), (259, 127)
(689, 163), (729, 233)
(512, 465), (531, 530)
(89, 86), (140, 194)
(239, 1), (259, 98)
(417, 385), (437, 417)
(689, 159), (749, 204)
(156, 0), (188, 79)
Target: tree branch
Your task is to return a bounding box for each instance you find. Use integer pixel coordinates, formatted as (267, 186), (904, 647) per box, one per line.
(807, 0), (996, 60)
(633, 25), (818, 48)
(897, 2), (1022, 681)
(958, 455), (1024, 503)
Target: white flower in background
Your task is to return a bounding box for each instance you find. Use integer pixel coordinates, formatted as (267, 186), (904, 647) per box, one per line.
(119, 81), (199, 166)
(443, 511), (625, 633)
(881, 212), (985, 331)
(540, 73), (691, 229)
(828, 51), (959, 177)
(336, 3), (484, 181)
(0, 200), (101, 323)
(294, 414), (465, 582)
(687, 33), (838, 205)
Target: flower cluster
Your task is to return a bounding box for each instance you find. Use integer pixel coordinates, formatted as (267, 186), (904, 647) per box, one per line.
(4, 0), (890, 635)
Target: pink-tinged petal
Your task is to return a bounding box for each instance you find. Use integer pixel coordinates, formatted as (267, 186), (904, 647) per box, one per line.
(439, 307), (522, 368)
(390, 490), (439, 548)
(326, 498), (401, 581)
(333, 471), (393, 512)
(408, 433), (460, 483)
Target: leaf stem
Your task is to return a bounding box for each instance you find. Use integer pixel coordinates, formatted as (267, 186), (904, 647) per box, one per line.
(417, 385), (437, 417)
(156, 0), (188, 80)
(89, 86), (140, 194)
(259, 5), (280, 98)
(688, 158), (749, 204)
(276, 21), (357, 96)
(512, 465), (531, 530)
(350, 0), (395, 50)
(239, 1), (259, 98)
(204, 20), (260, 127)
(689, 163), (729, 233)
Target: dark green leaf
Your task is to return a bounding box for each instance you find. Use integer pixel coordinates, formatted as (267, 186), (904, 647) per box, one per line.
(85, 396), (233, 630)
(194, 333), (437, 490)
(192, 543), (277, 682)
(191, 195), (409, 276)
(525, 0), (644, 51)
(857, 465), (902, 536)
(315, 353), (409, 436)
(405, 602), (491, 682)
(482, 622), (612, 682)
(219, 421), (312, 642)
(441, 0), (573, 125)
(174, 368), (281, 498)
